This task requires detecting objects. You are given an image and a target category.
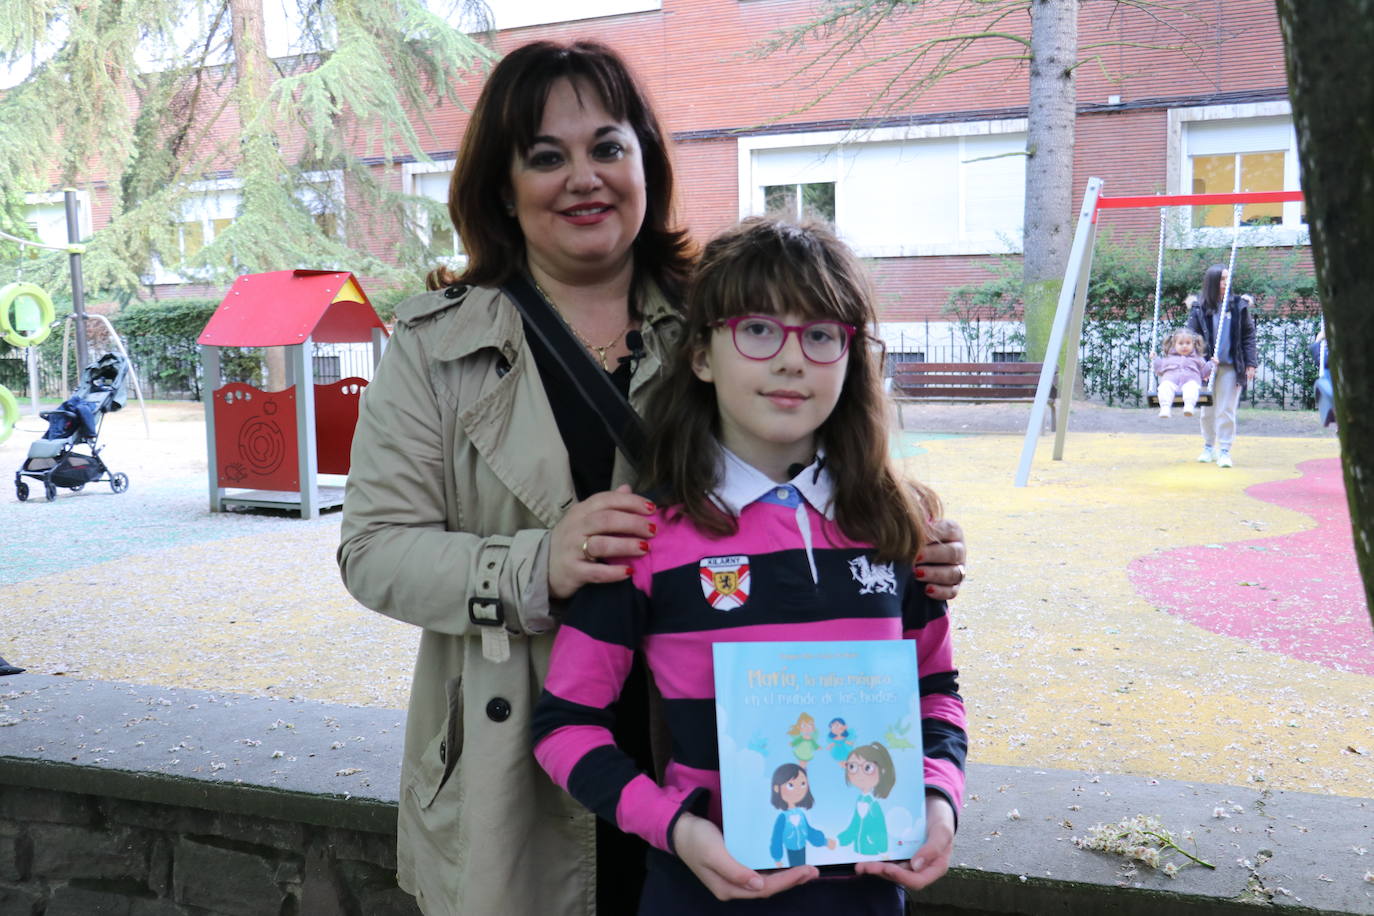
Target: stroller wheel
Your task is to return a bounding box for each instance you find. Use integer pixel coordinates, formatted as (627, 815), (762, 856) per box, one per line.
(70, 483), (85, 493)
(111, 472), (129, 494)
(15, 480), (28, 501)
(44, 482), (57, 502)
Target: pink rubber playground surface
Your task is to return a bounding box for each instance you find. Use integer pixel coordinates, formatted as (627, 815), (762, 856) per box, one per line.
(1130, 457), (1374, 677)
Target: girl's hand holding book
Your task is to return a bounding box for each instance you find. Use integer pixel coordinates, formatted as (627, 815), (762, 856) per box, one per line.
(853, 795), (956, 891)
(672, 812), (818, 901)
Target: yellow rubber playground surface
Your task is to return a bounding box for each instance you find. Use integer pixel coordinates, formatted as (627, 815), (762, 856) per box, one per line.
(2, 403), (1369, 799)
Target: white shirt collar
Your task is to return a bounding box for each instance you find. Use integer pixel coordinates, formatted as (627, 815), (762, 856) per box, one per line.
(713, 446), (836, 520)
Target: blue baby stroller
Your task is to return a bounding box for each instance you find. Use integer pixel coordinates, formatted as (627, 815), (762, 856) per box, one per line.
(15, 353), (131, 502)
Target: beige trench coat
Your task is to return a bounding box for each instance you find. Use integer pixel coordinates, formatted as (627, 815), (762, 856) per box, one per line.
(338, 282), (680, 916)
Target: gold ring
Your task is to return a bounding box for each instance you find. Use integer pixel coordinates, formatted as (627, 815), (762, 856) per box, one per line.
(580, 538), (594, 562)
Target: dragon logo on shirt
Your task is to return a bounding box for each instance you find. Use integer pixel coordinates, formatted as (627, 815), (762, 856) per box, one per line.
(848, 556), (896, 595)
(700, 555), (750, 610)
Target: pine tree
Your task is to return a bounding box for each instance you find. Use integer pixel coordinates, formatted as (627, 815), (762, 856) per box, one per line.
(0, 0), (491, 300)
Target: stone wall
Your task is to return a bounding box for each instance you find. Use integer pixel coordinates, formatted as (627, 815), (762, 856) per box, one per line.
(0, 785), (417, 916)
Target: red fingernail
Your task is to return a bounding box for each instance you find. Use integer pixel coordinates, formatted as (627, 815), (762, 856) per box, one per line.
(623, 566), (635, 578)
(638, 541), (650, 553)
(648, 523), (657, 536)
(914, 568), (925, 579)
(644, 500), (656, 513)
(925, 585), (936, 596)
(915, 553), (924, 563)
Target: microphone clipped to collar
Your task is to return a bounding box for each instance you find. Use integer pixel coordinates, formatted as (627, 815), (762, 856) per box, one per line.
(619, 329), (647, 371)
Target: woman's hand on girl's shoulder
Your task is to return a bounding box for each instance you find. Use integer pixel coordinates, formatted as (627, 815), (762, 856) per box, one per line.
(673, 813), (818, 901)
(549, 485), (658, 600)
(914, 518), (966, 601)
(853, 795), (955, 891)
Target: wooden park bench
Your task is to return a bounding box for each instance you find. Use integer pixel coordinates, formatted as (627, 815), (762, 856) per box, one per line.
(889, 361), (1057, 431)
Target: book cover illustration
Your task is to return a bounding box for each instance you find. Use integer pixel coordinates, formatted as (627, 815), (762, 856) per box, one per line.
(712, 639), (926, 871)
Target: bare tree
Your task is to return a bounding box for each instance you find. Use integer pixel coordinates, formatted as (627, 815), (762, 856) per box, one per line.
(1276, 0), (1374, 631)
(758, 0), (1196, 363)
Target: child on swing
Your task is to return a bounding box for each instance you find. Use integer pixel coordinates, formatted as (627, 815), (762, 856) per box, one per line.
(533, 218), (967, 915)
(1153, 327), (1211, 418)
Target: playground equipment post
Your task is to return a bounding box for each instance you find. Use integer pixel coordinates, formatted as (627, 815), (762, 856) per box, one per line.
(64, 188), (90, 376)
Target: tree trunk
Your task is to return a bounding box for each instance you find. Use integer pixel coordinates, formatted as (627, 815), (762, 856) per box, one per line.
(1022, 0), (1078, 371)
(1276, 0), (1374, 632)
(229, 0), (288, 391)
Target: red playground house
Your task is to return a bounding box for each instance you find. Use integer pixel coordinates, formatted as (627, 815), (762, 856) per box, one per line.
(198, 270), (387, 518)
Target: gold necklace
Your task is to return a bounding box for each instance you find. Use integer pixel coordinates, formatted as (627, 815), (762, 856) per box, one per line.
(533, 279), (634, 371)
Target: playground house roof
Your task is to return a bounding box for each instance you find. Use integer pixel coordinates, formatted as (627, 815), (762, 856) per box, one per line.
(198, 270), (388, 348)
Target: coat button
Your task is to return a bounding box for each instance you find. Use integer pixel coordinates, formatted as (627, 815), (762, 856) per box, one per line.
(495, 356), (511, 378)
(439, 740), (446, 763)
(486, 697), (511, 722)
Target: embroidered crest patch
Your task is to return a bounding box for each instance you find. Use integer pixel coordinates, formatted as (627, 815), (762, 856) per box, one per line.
(700, 555), (751, 610)
(848, 556), (896, 595)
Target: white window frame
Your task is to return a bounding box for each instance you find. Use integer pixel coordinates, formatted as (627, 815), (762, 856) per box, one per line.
(470, 0), (660, 31)
(737, 119), (1028, 258)
(1166, 101), (1307, 248)
(403, 158), (465, 268)
(147, 177), (242, 286)
(298, 168), (346, 241)
(23, 190), (93, 247)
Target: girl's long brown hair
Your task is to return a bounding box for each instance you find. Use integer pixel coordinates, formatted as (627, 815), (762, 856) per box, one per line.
(425, 40), (693, 301)
(641, 218), (939, 564)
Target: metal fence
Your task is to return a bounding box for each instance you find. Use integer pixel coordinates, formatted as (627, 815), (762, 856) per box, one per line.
(881, 316), (1323, 409)
(4, 319), (1321, 409)
(0, 341), (378, 402)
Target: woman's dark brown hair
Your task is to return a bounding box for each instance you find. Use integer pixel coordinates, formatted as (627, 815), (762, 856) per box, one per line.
(426, 40), (693, 300)
(641, 217), (939, 564)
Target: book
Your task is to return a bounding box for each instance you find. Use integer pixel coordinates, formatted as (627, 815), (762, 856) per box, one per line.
(712, 639), (927, 871)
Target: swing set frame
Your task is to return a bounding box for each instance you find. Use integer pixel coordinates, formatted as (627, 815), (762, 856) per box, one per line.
(1013, 179), (1305, 487)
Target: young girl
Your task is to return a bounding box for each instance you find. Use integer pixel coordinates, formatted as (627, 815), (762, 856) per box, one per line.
(1152, 327), (1211, 418)
(532, 218), (967, 914)
(768, 764), (835, 867)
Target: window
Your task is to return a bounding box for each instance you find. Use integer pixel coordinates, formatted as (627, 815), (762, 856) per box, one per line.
(404, 159), (463, 264)
(763, 182), (835, 223)
(739, 120), (1027, 258)
(21, 191), (92, 257)
(147, 179), (240, 285)
(464, 0), (660, 30)
(1168, 103), (1305, 245)
(298, 170), (345, 241)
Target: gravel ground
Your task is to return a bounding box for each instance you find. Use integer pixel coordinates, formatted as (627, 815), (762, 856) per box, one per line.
(2, 399), (1368, 800)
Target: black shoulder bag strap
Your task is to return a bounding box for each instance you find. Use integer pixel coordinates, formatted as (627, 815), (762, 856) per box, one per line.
(501, 272), (647, 472)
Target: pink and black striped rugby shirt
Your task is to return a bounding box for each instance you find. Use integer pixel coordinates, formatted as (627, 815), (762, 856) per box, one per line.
(533, 450), (967, 855)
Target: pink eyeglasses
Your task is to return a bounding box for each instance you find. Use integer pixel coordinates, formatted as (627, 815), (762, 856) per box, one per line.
(711, 315), (856, 365)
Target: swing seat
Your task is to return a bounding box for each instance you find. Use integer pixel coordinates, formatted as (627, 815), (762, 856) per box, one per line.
(1147, 388), (1213, 408)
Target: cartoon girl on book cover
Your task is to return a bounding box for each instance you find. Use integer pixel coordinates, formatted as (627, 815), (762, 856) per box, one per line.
(826, 716), (854, 765)
(787, 712), (821, 769)
(767, 764), (836, 867)
(838, 742), (895, 856)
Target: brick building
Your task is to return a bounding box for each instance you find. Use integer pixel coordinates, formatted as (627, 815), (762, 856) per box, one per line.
(20, 0), (1301, 358)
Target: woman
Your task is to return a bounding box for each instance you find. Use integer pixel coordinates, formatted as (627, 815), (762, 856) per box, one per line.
(1186, 264), (1258, 468)
(338, 41), (967, 916)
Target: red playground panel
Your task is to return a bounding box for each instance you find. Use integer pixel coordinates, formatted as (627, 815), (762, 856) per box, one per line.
(212, 384), (300, 491)
(315, 378), (367, 476)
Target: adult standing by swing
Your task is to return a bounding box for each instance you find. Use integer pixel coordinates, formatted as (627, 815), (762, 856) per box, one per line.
(1186, 264), (1258, 468)
(338, 40), (969, 916)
